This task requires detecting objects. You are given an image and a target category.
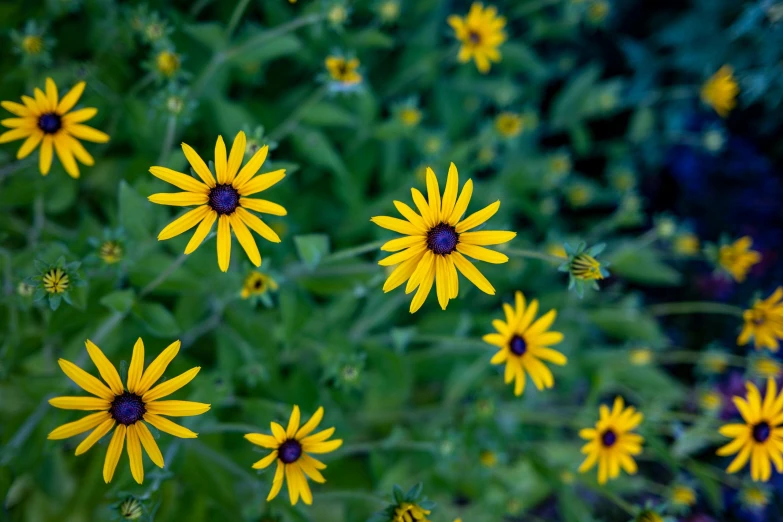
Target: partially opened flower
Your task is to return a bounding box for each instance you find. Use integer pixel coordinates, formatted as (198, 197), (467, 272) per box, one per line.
(244, 405), (342, 505)
(0, 78), (109, 177)
(148, 131), (287, 272)
(371, 162), (516, 313)
(48, 338), (209, 484)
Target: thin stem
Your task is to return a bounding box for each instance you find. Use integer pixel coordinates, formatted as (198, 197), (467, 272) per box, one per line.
(157, 115), (178, 164)
(27, 193), (45, 247)
(337, 440), (438, 457)
(127, 73), (155, 98)
(578, 479), (635, 515)
(506, 248), (563, 264)
(226, 0), (252, 39)
(139, 234), (214, 297)
(269, 85), (328, 142)
(322, 239), (385, 263)
(648, 301), (744, 318)
(655, 350), (746, 368)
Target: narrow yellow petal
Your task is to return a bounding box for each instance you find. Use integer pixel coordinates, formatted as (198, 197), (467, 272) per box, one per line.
(239, 198), (287, 216)
(103, 425), (126, 483)
(245, 433), (279, 448)
(126, 338), (144, 394)
(452, 252), (495, 295)
(456, 200), (500, 233)
(382, 254), (421, 293)
(61, 134), (94, 166)
(184, 209), (217, 255)
(233, 145), (268, 188)
(58, 359), (115, 401)
(149, 166), (210, 193)
(16, 130), (43, 159)
(267, 460), (285, 501)
(271, 422), (287, 442)
(148, 192), (209, 207)
(126, 424), (144, 484)
(381, 235), (426, 252)
(48, 411), (111, 440)
(215, 135), (228, 184)
(301, 439), (343, 454)
(217, 215), (231, 272)
(226, 131), (246, 183)
(456, 243), (508, 264)
(286, 405), (301, 438)
(142, 367), (201, 402)
(53, 135), (80, 178)
(286, 463), (300, 505)
(39, 135), (53, 175)
(137, 421), (165, 467)
(425, 167), (441, 223)
(295, 407), (325, 439)
(301, 427), (335, 444)
(236, 207), (281, 243)
(56, 81), (86, 114)
(0, 127), (33, 143)
(1, 100), (32, 117)
(143, 413), (198, 438)
(145, 400), (210, 417)
(48, 396), (111, 410)
(67, 124), (109, 143)
(182, 142), (216, 187)
(137, 340), (181, 394)
(237, 169), (286, 196)
(447, 179), (474, 226)
(252, 450), (279, 469)
(371, 216), (420, 236)
(61, 107), (97, 124)
(441, 162), (459, 220)
(459, 231), (517, 246)
(75, 418), (115, 455)
(45, 78), (59, 110)
(409, 258), (435, 313)
(85, 340), (124, 395)
(229, 213), (261, 267)
(157, 205), (211, 241)
(435, 255), (450, 310)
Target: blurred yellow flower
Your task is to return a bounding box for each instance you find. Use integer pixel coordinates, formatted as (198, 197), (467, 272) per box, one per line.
(378, 0), (401, 22)
(699, 389), (723, 413)
(587, 1), (611, 23)
(399, 107), (422, 127)
(394, 503), (431, 522)
(371, 162), (516, 313)
(570, 252), (604, 281)
(448, 3), (506, 74)
(0, 78), (109, 177)
(325, 56), (362, 85)
(741, 485), (770, 509)
(43, 267), (69, 294)
(702, 352), (728, 374)
(244, 405), (342, 505)
(579, 397), (644, 484)
(484, 291), (567, 396)
(718, 236), (761, 282)
(155, 50), (180, 78)
(751, 357), (782, 379)
(241, 270), (278, 299)
(148, 131), (286, 272)
(479, 450), (497, 467)
(567, 184), (592, 207)
(22, 35), (43, 54)
(670, 484), (697, 507)
(738, 287), (783, 351)
(99, 241), (123, 264)
(717, 379), (783, 482)
(629, 348), (653, 366)
(673, 233), (700, 256)
(494, 112), (522, 138)
(701, 65), (739, 118)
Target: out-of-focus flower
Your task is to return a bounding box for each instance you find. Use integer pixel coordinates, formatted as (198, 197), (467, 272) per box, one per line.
(17, 282), (35, 297)
(483, 291), (567, 396)
(717, 378), (783, 482)
(559, 242), (610, 297)
(586, 0), (611, 24)
(673, 233), (700, 256)
(717, 236), (761, 282)
(749, 356), (782, 379)
(370, 484), (435, 522)
(609, 166), (636, 192)
(579, 396), (644, 484)
(27, 257), (84, 311)
(11, 21), (54, 66)
(1, 78), (109, 178)
(155, 49), (181, 79)
(326, 3), (350, 29)
(739, 483), (771, 511)
(699, 389), (723, 414)
(494, 112), (522, 138)
(241, 270), (278, 299)
(393, 99), (423, 128)
(566, 182), (593, 207)
(376, 0), (401, 24)
(118, 497), (144, 520)
(479, 450), (498, 467)
(738, 288), (783, 352)
(325, 55), (363, 93)
(448, 3), (507, 74)
(629, 348), (653, 366)
(99, 241), (123, 265)
(670, 484), (697, 510)
(701, 65), (739, 118)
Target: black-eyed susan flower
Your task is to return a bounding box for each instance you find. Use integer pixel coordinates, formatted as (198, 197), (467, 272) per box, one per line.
(673, 232), (700, 256)
(716, 236), (761, 282)
(739, 483), (771, 511)
(325, 55), (362, 91)
(559, 242), (610, 297)
(369, 484), (435, 522)
(579, 397), (644, 484)
(28, 257), (84, 310)
(483, 291), (567, 396)
(448, 3), (506, 74)
(701, 65), (739, 118)
(494, 112), (522, 138)
(738, 288), (783, 351)
(153, 49), (181, 80)
(117, 497), (144, 520)
(717, 378), (783, 482)
(48, 338), (209, 484)
(241, 269), (279, 300)
(371, 162), (516, 313)
(148, 130), (286, 272)
(1, 78), (109, 177)
(244, 405), (342, 505)
(669, 483), (697, 511)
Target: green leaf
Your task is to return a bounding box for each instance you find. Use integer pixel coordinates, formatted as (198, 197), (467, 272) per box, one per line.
(588, 307), (664, 342)
(300, 102), (358, 128)
(550, 65), (601, 128)
(293, 234), (330, 269)
(347, 28), (395, 49)
(289, 127), (351, 181)
(183, 22), (226, 51)
(119, 181), (154, 241)
(228, 33), (301, 67)
(132, 302), (180, 337)
(609, 246), (682, 286)
(99, 289), (136, 314)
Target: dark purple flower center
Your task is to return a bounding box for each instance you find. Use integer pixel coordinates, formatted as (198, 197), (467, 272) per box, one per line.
(38, 112), (61, 134)
(208, 184), (240, 215)
(509, 335), (527, 356)
(427, 223), (459, 255)
(278, 439), (302, 463)
(110, 392), (146, 425)
(753, 422), (771, 443)
(469, 31), (481, 44)
(601, 429), (617, 447)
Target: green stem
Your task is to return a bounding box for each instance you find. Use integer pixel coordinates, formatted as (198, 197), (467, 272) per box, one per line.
(337, 440), (438, 457)
(322, 239), (385, 263)
(640, 85), (698, 107)
(226, 0), (252, 39)
(506, 248), (563, 264)
(648, 301), (744, 318)
(269, 85), (328, 142)
(157, 115), (177, 164)
(127, 73), (155, 98)
(139, 234), (215, 297)
(511, 0), (562, 17)
(578, 479), (635, 515)
(655, 350), (746, 368)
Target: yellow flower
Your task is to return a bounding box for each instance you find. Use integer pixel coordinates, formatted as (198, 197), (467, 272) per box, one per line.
(570, 253), (604, 281)
(448, 3), (506, 74)
(718, 379), (783, 482)
(378, 0), (401, 22)
(703, 352), (728, 374)
(241, 270), (278, 299)
(1, 78), (109, 177)
(155, 50), (180, 78)
(394, 503), (431, 522)
(244, 405), (342, 505)
(48, 338), (209, 484)
(635, 510), (663, 522)
(741, 485), (770, 509)
(43, 267), (69, 294)
(629, 348), (653, 366)
(119, 497), (143, 520)
(371, 162), (516, 313)
(578, 396), (644, 484)
(718, 236), (761, 282)
(587, 0), (611, 23)
(701, 65), (739, 118)
(100, 241), (123, 264)
(751, 357), (782, 379)
(328, 5), (348, 25)
(479, 450), (497, 467)
(699, 389), (723, 413)
(399, 107), (422, 127)
(484, 291), (567, 396)
(673, 233), (700, 256)
(567, 184), (591, 207)
(738, 287), (783, 351)
(22, 35), (43, 55)
(325, 56), (362, 85)
(148, 131), (287, 273)
(670, 484), (697, 507)
(494, 112), (522, 138)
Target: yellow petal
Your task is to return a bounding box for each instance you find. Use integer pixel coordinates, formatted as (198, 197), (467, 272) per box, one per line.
(296, 407), (325, 439)
(184, 209), (217, 255)
(382, 254), (421, 293)
(148, 192), (209, 207)
(456, 243), (508, 264)
(182, 142), (216, 187)
(61, 107), (97, 124)
(287, 405), (301, 438)
(299, 454), (326, 483)
(425, 167), (441, 223)
(126, 424), (144, 484)
(0, 127), (33, 143)
(127, 338), (144, 394)
(236, 207), (281, 243)
(142, 367), (201, 402)
(61, 134), (94, 166)
(440, 162), (459, 221)
(145, 400), (211, 416)
(456, 200), (500, 233)
(74, 418), (115, 455)
(271, 422), (287, 442)
(67, 124), (109, 143)
(217, 215), (231, 272)
(215, 135), (228, 184)
(58, 359), (115, 401)
(286, 463), (300, 505)
(452, 251), (495, 295)
(393, 200), (428, 232)
(294, 464), (313, 505)
(226, 131), (246, 183)
(39, 135), (53, 175)
(267, 460), (285, 501)
(16, 131), (43, 160)
(229, 213), (261, 266)
(252, 450), (279, 469)
(381, 235), (426, 252)
(371, 216), (421, 236)
(459, 231), (516, 246)
(239, 197), (287, 216)
(149, 166), (210, 193)
(45, 78), (59, 111)
(301, 427), (335, 444)
(409, 258), (435, 313)
(233, 144), (268, 188)
(411, 188), (435, 227)
(137, 340), (181, 394)
(237, 169), (286, 196)
(301, 439), (343, 454)
(2, 100), (32, 117)
(53, 134), (80, 178)
(57, 81), (86, 114)
(158, 205), (211, 241)
(143, 413), (198, 438)
(48, 411), (112, 440)
(245, 433), (279, 448)
(435, 255), (450, 310)
(137, 421), (165, 468)
(447, 179), (474, 226)
(48, 396), (111, 410)
(103, 424), (126, 483)
(84, 339), (124, 395)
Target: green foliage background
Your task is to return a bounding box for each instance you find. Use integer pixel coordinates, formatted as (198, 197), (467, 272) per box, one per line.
(2, 0), (781, 521)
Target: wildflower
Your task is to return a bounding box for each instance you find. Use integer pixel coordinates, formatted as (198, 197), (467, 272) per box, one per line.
(371, 484), (435, 522)
(609, 167), (635, 192)
(155, 49), (181, 79)
(148, 131), (286, 272)
(702, 127), (726, 153)
(244, 405), (342, 505)
(586, 0), (611, 23)
(654, 216), (676, 240)
(11, 21), (53, 65)
(750, 356), (782, 379)
(371, 162), (516, 313)
(717, 378), (783, 482)
(422, 135), (444, 156)
(43, 268), (69, 294)
(579, 396), (644, 484)
(325, 56), (362, 91)
(701, 351), (728, 375)
(566, 183), (592, 207)
(399, 107), (422, 127)
(634, 510), (664, 522)
(376, 0), (401, 23)
(629, 348), (653, 366)
(546, 242), (568, 259)
(483, 291), (567, 396)
(717, 236), (761, 282)
(48, 338), (210, 483)
(448, 3), (507, 74)
(479, 450), (497, 467)
(560, 470), (575, 484)
(738, 288), (783, 351)
(17, 281), (35, 297)
(494, 112), (522, 138)
(1, 78), (109, 177)
(739, 484), (770, 511)
(241, 270), (279, 299)
(99, 241), (123, 265)
(559, 242), (610, 297)
(327, 3), (350, 28)
(242, 125), (277, 158)
(549, 153), (572, 178)
(673, 233), (700, 256)
(670, 484), (697, 509)
(701, 65), (739, 118)
(29, 258), (83, 310)
(118, 497), (144, 520)
(699, 389), (723, 413)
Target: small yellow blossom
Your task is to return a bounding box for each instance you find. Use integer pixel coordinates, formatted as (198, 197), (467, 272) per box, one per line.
(699, 389), (723, 413)
(394, 503), (431, 522)
(751, 357), (782, 379)
(479, 450), (497, 467)
(718, 236), (761, 282)
(674, 233), (700, 256)
(100, 241), (123, 264)
(701, 65), (739, 118)
(241, 270), (279, 299)
(629, 348), (653, 366)
(448, 3), (507, 74)
(325, 56), (362, 85)
(399, 107), (422, 127)
(494, 112), (522, 138)
(155, 50), (180, 78)
(43, 268), (69, 294)
(22, 35), (44, 55)
(738, 287), (783, 351)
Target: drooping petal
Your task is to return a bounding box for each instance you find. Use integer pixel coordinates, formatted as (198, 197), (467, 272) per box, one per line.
(266, 461), (285, 501)
(158, 206), (211, 241)
(39, 135), (53, 175)
(236, 207), (281, 243)
(103, 424), (126, 483)
(16, 130), (43, 159)
(53, 134), (80, 178)
(410, 257), (436, 313)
